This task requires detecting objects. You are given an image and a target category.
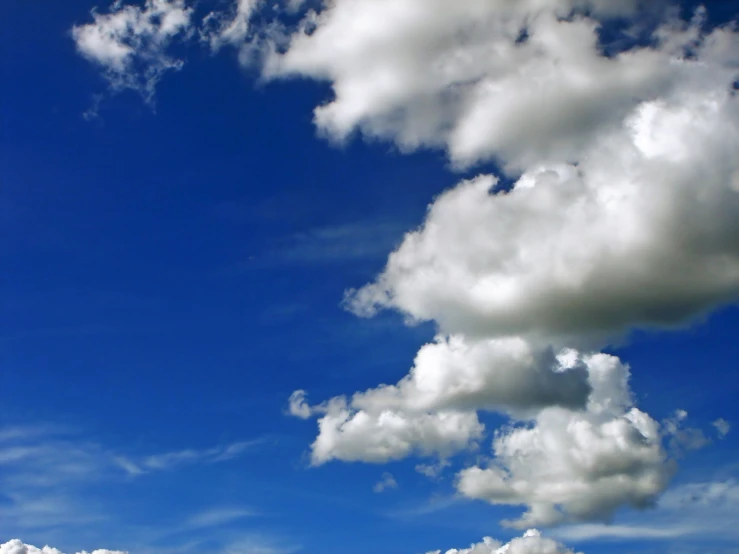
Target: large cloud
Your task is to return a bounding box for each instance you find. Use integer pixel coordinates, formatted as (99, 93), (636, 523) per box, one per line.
(0, 540), (125, 554)
(346, 89), (739, 344)
(72, 0), (193, 101)
(426, 529), (581, 554)
(265, 2), (736, 170)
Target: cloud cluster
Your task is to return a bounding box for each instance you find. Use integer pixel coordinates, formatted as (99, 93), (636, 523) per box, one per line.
(282, 0), (739, 529)
(266, 2), (736, 171)
(70, 0), (739, 538)
(346, 90), (739, 343)
(72, 0), (193, 101)
(426, 529), (580, 554)
(0, 540), (125, 554)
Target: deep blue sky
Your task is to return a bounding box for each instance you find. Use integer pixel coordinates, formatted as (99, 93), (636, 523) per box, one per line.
(1, 2), (738, 553)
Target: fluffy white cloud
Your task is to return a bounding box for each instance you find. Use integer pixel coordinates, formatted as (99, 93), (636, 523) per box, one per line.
(72, 0), (193, 101)
(265, 2), (736, 170)
(294, 338), (595, 465)
(310, 399), (483, 465)
(456, 353), (674, 527)
(426, 529), (580, 554)
(351, 337), (591, 414)
(346, 89), (739, 344)
(0, 540), (125, 554)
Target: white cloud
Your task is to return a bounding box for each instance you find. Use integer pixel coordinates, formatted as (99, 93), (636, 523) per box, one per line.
(456, 354), (674, 528)
(346, 89), (739, 344)
(350, 337), (591, 415)
(713, 418), (731, 438)
(373, 471), (398, 493)
(426, 529), (580, 554)
(265, 2), (736, 171)
(310, 401), (483, 465)
(0, 540), (125, 554)
(287, 389), (316, 419)
(282, 1), (739, 531)
(72, 0), (193, 102)
(202, 0), (260, 51)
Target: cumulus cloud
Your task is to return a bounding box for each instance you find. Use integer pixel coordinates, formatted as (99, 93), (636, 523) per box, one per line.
(456, 353), (675, 528)
(282, 0), (739, 529)
(265, 1), (736, 170)
(0, 540), (125, 554)
(309, 400), (483, 465)
(72, 0), (193, 101)
(426, 529), (580, 554)
(346, 90), (739, 343)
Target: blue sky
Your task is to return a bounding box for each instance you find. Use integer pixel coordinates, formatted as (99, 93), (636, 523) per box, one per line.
(2, 1), (739, 554)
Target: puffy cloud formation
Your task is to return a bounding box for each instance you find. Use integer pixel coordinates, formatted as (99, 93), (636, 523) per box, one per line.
(0, 540), (125, 554)
(265, 1), (736, 170)
(456, 354), (674, 528)
(310, 400), (483, 464)
(72, 0), (193, 101)
(426, 529), (580, 554)
(290, 5), (739, 516)
(347, 91), (739, 342)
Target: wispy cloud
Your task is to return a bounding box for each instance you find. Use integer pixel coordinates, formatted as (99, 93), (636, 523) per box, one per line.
(0, 424), (268, 538)
(186, 507), (259, 529)
(115, 438), (267, 475)
(252, 220), (408, 267)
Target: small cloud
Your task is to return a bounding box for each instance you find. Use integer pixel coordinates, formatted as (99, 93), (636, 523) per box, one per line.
(713, 418), (731, 438)
(415, 460), (451, 480)
(287, 390), (312, 419)
(663, 410), (711, 455)
(71, 0), (194, 105)
(373, 472), (398, 493)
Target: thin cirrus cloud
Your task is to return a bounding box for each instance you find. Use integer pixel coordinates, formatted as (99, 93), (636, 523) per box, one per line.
(0, 424), (265, 537)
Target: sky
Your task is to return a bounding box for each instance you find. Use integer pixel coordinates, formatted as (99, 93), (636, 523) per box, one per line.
(1, 1), (739, 553)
